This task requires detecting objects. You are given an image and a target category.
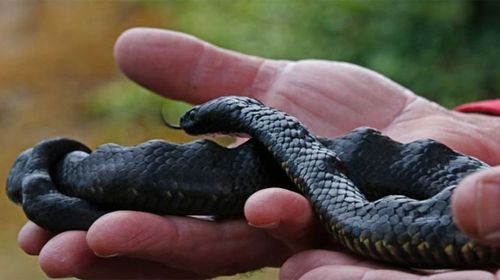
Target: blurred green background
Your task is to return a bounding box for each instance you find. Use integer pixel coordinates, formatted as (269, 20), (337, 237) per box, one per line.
(1, 1), (498, 279)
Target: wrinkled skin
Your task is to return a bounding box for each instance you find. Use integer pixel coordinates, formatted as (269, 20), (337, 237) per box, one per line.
(17, 28), (500, 279)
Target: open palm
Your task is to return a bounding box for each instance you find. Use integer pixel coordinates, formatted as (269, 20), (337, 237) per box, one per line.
(18, 28), (500, 279)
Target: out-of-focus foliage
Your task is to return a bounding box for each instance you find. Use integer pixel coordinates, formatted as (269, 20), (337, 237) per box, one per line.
(158, 0), (498, 107)
(90, 0), (500, 121)
(85, 80), (191, 125)
(85, 81), (164, 123)
(84, 81), (196, 144)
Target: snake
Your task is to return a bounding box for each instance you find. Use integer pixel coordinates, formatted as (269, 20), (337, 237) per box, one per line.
(6, 96), (499, 269)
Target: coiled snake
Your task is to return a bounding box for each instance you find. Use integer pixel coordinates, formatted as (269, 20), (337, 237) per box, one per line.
(6, 96), (499, 268)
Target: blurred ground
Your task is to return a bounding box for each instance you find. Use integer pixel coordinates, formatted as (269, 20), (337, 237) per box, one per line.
(0, 1), (498, 279)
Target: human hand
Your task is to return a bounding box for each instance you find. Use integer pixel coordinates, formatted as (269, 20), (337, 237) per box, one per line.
(18, 27), (500, 279)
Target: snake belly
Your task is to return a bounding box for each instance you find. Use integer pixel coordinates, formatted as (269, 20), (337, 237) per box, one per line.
(6, 96), (499, 268)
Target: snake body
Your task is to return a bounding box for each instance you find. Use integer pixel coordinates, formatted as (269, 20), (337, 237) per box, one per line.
(6, 96), (499, 268)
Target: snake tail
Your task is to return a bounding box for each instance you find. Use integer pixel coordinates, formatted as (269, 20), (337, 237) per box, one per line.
(53, 139), (292, 218)
(6, 138), (108, 231)
(6, 137), (292, 232)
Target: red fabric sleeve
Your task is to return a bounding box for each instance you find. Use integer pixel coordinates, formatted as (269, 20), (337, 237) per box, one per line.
(454, 99), (500, 116)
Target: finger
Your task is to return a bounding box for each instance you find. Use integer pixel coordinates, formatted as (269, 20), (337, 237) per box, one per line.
(297, 265), (416, 280)
(296, 265), (494, 280)
(424, 271), (496, 280)
(280, 249), (403, 280)
(38, 231), (203, 279)
(18, 221), (53, 255)
(86, 211), (290, 276)
(281, 249), (496, 280)
(244, 188), (325, 251)
(114, 27), (286, 104)
(452, 166), (500, 244)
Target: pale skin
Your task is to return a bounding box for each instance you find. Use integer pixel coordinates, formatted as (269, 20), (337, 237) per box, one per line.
(17, 28), (500, 279)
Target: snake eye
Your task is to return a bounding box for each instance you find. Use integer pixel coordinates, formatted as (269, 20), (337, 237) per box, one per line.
(189, 111), (197, 120)
(181, 109), (196, 122)
(184, 111), (193, 121)
(179, 107), (203, 133)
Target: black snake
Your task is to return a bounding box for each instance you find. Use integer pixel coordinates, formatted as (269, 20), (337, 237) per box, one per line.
(6, 96), (499, 268)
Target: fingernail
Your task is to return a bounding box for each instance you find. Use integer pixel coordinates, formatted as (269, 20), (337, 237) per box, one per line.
(93, 251), (120, 258)
(248, 221), (280, 229)
(476, 180), (500, 241)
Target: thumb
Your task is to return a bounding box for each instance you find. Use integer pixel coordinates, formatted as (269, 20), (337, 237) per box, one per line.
(452, 166), (500, 244)
(114, 28), (285, 104)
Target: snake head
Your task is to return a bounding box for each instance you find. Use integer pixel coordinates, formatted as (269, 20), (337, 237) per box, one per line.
(180, 96), (264, 136)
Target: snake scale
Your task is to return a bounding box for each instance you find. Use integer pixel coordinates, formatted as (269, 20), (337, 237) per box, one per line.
(6, 96), (499, 268)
